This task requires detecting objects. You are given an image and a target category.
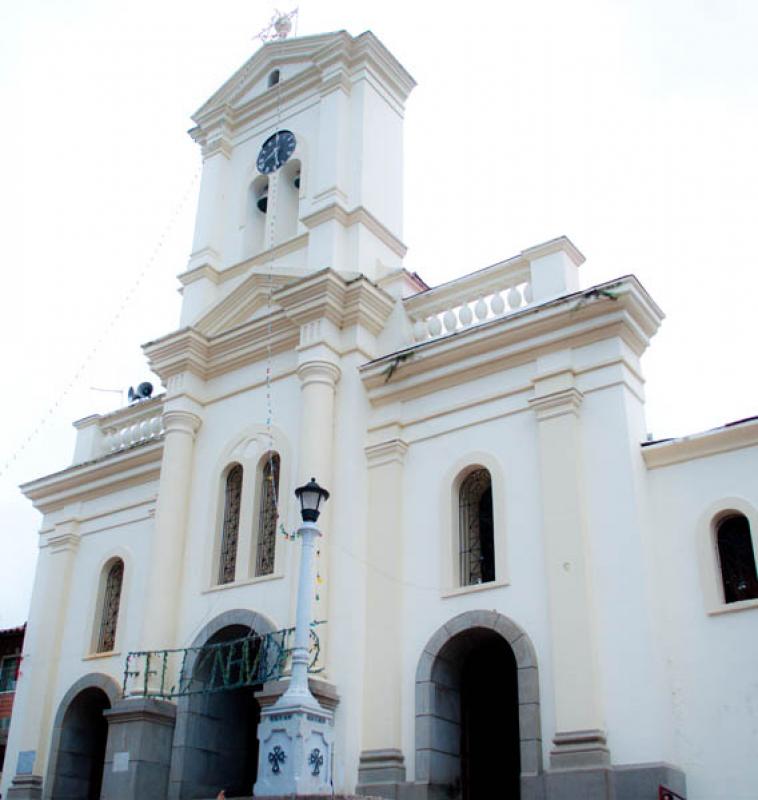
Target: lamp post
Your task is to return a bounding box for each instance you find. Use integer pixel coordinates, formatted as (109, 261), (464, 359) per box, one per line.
(284, 478), (329, 704)
(254, 478), (335, 797)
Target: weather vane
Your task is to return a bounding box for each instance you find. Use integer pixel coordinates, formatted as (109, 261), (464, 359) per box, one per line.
(256, 8), (299, 42)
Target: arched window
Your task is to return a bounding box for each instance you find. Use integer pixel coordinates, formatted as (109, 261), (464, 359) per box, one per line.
(255, 453), (280, 576)
(716, 514), (758, 603)
(218, 464), (243, 585)
(267, 69), (280, 88)
(458, 468), (495, 586)
(97, 559), (124, 653)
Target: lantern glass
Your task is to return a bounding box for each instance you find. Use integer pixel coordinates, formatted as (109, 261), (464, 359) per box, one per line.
(295, 477), (329, 522)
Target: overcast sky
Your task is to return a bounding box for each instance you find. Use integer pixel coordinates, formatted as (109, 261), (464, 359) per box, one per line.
(1, 0), (757, 628)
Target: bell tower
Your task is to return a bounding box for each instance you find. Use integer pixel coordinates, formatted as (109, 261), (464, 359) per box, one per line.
(180, 29), (416, 326)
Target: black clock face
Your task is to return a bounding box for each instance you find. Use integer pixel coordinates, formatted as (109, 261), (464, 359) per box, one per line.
(256, 130), (297, 174)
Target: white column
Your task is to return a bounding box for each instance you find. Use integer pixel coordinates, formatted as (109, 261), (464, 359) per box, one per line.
(357, 437), (408, 793)
(140, 408), (201, 659)
(296, 355), (340, 659)
(2, 522), (79, 793)
(529, 370), (609, 769)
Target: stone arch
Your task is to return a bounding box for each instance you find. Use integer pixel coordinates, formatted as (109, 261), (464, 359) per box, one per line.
(168, 609), (276, 800)
(44, 673), (122, 800)
(415, 610), (541, 796)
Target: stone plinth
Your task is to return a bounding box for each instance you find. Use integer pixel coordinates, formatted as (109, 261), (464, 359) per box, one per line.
(100, 696), (177, 800)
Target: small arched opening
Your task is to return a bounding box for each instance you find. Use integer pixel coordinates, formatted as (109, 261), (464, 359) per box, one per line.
(715, 512), (758, 603)
(49, 687), (111, 800)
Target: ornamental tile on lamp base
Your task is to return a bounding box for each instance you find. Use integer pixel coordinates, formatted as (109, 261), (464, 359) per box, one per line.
(254, 698), (334, 796)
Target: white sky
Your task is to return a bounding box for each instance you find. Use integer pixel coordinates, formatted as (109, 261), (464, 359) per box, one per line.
(1, 0), (757, 628)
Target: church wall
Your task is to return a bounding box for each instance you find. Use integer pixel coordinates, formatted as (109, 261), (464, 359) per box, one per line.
(0, 479), (156, 799)
(397, 386), (555, 777)
(579, 380), (672, 763)
(644, 443), (758, 800)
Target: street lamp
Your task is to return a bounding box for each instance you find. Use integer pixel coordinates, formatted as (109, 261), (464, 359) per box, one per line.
(294, 477), (330, 522)
(254, 476), (334, 797)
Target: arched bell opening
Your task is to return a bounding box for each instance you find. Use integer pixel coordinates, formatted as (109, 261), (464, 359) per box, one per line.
(170, 619), (269, 799)
(245, 175), (270, 258)
(49, 687), (111, 800)
(274, 158), (301, 245)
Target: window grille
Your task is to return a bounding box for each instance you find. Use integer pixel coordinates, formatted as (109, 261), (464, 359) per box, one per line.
(255, 453), (280, 576)
(459, 469), (495, 586)
(717, 514), (758, 603)
(218, 465), (243, 585)
(0, 656), (19, 693)
(97, 560), (124, 653)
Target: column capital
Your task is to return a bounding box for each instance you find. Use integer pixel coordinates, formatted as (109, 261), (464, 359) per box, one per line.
(162, 409), (202, 438)
(529, 387), (583, 421)
(45, 520), (81, 554)
(365, 438), (408, 468)
(297, 359), (341, 390)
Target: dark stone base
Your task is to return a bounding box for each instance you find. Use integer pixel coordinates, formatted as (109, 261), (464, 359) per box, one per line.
(357, 748), (407, 799)
(100, 696), (177, 800)
(404, 762), (685, 800)
(6, 774), (43, 799)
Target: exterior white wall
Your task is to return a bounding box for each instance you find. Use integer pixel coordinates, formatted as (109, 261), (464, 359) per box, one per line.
(1, 480), (156, 799)
(645, 444), (758, 800)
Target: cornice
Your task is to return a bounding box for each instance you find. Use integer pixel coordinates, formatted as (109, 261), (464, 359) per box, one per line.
(190, 30), (415, 151)
(144, 314), (301, 383)
(361, 276), (663, 406)
(301, 203), (407, 259)
(365, 438), (409, 467)
(20, 441), (163, 515)
(179, 235), (309, 288)
(148, 270), (395, 384)
(529, 388), (583, 421)
(273, 268), (395, 334)
(642, 417), (758, 469)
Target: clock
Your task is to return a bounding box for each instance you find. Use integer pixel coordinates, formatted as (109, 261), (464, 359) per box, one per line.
(256, 130), (297, 175)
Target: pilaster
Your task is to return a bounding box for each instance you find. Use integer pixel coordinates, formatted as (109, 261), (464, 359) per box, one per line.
(529, 369), (609, 770)
(5, 520), (80, 792)
(357, 436), (409, 799)
(140, 408), (202, 659)
(296, 351), (341, 670)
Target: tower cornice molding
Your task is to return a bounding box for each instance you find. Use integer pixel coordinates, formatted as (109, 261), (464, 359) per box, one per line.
(301, 203), (407, 259)
(190, 30), (415, 150)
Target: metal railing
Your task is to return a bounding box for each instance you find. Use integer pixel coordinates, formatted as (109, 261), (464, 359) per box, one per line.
(123, 623), (322, 698)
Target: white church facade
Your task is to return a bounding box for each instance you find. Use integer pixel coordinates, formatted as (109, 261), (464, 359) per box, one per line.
(3, 28), (758, 800)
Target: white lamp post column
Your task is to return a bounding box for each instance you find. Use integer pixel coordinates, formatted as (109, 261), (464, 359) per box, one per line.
(254, 479), (334, 797)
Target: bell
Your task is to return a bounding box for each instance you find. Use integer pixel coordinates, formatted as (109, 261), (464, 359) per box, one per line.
(256, 185), (268, 213)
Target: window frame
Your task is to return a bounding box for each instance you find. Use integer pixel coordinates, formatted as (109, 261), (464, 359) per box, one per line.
(89, 556), (126, 656)
(697, 497), (758, 615)
(442, 454), (509, 597)
(0, 655), (20, 693)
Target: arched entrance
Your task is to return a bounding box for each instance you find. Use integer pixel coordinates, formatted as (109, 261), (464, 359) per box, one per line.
(45, 673), (121, 800)
(169, 610), (274, 800)
(415, 611), (541, 800)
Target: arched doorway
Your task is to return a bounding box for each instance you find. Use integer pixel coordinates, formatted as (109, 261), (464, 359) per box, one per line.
(416, 612), (542, 800)
(169, 610), (274, 800)
(48, 688), (111, 799)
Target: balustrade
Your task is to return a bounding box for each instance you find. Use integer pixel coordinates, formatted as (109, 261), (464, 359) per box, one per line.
(409, 280), (533, 342)
(99, 400), (165, 454)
